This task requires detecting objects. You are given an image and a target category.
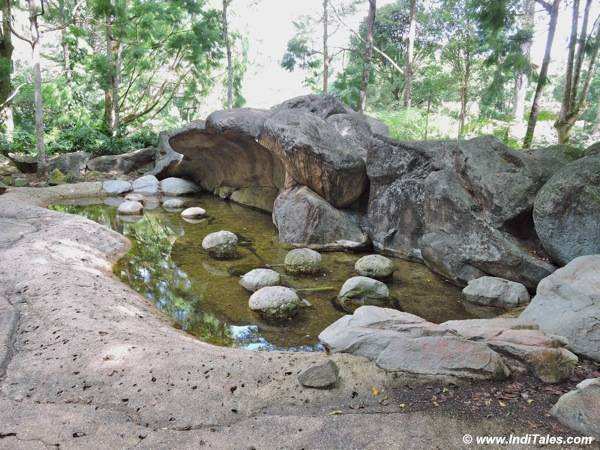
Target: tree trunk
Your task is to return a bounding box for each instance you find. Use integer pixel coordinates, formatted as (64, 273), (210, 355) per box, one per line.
(26, 0), (46, 175)
(1, 0), (14, 140)
(358, 0), (376, 113)
(322, 0), (328, 94)
(402, 0), (417, 108)
(523, 0), (560, 149)
(59, 0), (72, 83)
(554, 0), (596, 144)
(104, 7), (120, 137)
(458, 48), (471, 137)
(511, 0), (534, 126)
(222, 0), (233, 108)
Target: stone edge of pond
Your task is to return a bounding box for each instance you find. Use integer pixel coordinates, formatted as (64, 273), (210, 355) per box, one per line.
(0, 183), (555, 448)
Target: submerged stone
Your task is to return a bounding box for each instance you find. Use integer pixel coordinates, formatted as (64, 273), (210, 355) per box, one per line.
(117, 200), (144, 215)
(248, 286), (301, 320)
(284, 248), (322, 275)
(202, 230), (238, 259)
(354, 255), (395, 279)
(240, 268), (281, 292)
(337, 276), (390, 312)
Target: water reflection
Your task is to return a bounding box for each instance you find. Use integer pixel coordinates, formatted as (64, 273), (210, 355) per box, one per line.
(50, 195), (483, 351)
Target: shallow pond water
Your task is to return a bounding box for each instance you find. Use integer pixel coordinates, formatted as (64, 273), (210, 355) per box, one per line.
(51, 194), (493, 351)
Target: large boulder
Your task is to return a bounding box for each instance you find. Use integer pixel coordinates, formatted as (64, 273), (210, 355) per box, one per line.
(462, 276), (530, 308)
(320, 306), (577, 383)
(533, 154), (600, 265)
(7, 153), (37, 173)
(366, 135), (556, 288)
(248, 286), (301, 320)
(319, 307), (510, 381)
(167, 115), (284, 205)
(87, 147), (156, 174)
(586, 141), (600, 156)
(273, 186), (368, 251)
(521, 255), (600, 362)
(551, 378), (600, 440)
(259, 109), (367, 208)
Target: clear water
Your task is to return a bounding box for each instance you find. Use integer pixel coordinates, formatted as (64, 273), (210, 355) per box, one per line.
(50, 194), (491, 351)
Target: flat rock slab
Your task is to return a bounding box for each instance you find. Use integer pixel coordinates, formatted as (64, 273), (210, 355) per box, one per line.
(320, 306), (577, 383)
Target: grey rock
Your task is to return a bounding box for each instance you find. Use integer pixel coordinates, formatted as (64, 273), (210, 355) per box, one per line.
(160, 177), (199, 196)
(586, 141), (600, 156)
(240, 268), (281, 292)
(181, 207), (207, 219)
(321, 306), (576, 383)
(273, 186), (368, 251)
(48, 151), (91, 180)
(7, 153), (37, 173)
(355, 255), (394, 279)
(167, 116), (284, 200)
(551, 378), (600, 440)
(132, 175), (160, 195)
(271, 94), (351, 119)
(229, 186), (279, 213)
(248, 286), (301, 320)
(521, 255), (600, 362)
(0, 154), (18, 176)
(319, 306), (510, 381)
(117, 200), (143, 215)
(87, 147), (156, 174)
(366, 135), (557, 289)
(298, 360), (339, 389)
(284, 248), (322, 275)
(102, 180), (132, 195)
(533, 154), (600, 265)
(259, 109), (367, 208)
(202, 230), (238, 259)
(125, 193), (145, 203)
(338, 276), (390, 312)
(162, 198), (186, 209)
(462, 276), (530, 308)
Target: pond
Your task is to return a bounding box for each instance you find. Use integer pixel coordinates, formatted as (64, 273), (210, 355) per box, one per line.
(50, 194), (492, 351)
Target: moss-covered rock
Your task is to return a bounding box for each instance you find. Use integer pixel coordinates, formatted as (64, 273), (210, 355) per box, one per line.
(48, 168), (66, 186)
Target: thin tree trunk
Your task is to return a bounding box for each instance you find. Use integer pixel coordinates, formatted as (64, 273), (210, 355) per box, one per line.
(523, 0), (560, 149)
(104, 6), (120, 137)
(594, 105), (600, 134)
(26, 0), (46, 175)
(402, 0), (417, 108)
(555, 0), (596, 143)
(511, 0), (535, 128)
(1, 0), (14, 141)
(222, 0), (233, 108)
(458, 48), (471, 137)
(358, 0), (376, 113)
(59, 0), (72, 83)
(322, 0), (328, 94)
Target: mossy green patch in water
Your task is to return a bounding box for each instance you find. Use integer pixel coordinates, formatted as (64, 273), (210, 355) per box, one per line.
(50, 194), (491, 351)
